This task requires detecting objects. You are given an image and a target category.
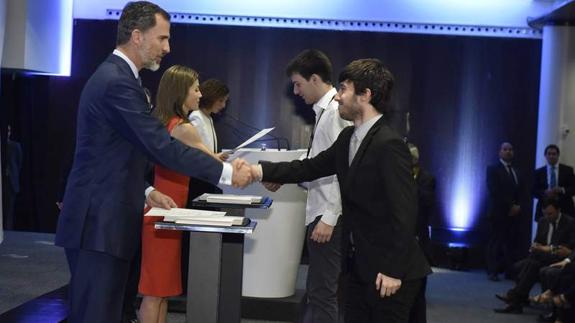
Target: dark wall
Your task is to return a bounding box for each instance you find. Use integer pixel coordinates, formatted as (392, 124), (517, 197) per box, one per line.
(1, 20), (541, 247)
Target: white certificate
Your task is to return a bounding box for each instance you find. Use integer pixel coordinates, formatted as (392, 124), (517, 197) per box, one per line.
(230, 127), (275, 153)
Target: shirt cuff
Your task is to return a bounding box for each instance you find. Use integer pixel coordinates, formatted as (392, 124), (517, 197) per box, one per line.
(218, 162), (233, 185)
(144, 186), (155, 198)
(320, 213), (340, 226)
(255, 164), (263, 182)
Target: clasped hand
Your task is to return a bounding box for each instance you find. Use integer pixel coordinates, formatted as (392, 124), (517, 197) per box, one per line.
(231, 158), (255, 188)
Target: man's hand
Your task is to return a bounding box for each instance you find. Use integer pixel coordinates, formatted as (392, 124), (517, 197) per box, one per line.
(56, 202), (63, 210)
(146, 190), (177, 209)
(375, 273), (402, 298)
(556, 246), (572, 258)
(263, 182), (282, 192)
(231, 158), (252, 188)
(551, 259), (570, 269)
(310, 220), (334, 243)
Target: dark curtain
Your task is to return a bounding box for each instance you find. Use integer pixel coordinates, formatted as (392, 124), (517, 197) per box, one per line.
(0, 20), (540, 255)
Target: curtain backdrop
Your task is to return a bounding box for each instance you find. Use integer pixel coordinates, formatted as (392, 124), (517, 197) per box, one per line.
(0, 21), (541, 254)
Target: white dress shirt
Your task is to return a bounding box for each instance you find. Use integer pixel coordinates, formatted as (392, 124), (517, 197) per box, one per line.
(111, 50), (233, 193)
(189, 110), (217, 153)
(305, 87), (352, 226)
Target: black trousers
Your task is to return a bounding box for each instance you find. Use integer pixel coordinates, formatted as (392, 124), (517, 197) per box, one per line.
(344, 269), (421, 323)
(302, 215), (343, 323)
(408, 277), (427, 323)
(65, 248), (132, 323)
(486, 216), (516, 275)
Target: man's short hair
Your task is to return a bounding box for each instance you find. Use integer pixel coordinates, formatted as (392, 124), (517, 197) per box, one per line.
(116, 1), (170, 46)
(285, 49), (332, 84)
(541, 196), (561, 210)
(338, 58), (394, 113)
(544, 144), (560, 156)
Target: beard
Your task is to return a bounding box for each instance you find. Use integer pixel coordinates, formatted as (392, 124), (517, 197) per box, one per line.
(144, 60), (160, 72)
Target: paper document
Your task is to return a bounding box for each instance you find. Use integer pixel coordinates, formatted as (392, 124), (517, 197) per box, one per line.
(231, 127), (275, 153)
(198, 193), (262, 205)
(145, 207), (245, 227)
(145, 207), (226, 217)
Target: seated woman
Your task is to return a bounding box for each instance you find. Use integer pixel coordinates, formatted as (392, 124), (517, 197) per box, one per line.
(138, 65), (224, 323)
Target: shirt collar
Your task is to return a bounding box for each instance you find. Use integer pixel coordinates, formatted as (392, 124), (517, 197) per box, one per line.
(353, 114), (383, 142)
(499, 159), (512, 167)
(312, 87), (337, 115)
(113, 49), (139, 79)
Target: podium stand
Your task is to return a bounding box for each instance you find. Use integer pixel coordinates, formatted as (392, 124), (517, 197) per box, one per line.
(223, 148), (308, 298)
(155, 211), (259, 323)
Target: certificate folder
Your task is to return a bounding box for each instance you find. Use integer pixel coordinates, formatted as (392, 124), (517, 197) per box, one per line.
(145, 207), (248, 227)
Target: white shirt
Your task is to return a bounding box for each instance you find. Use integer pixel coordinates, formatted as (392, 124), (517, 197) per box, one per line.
(305, 87), (352, 226)
(111, 50), (233, 192)
(189, 110), (217, 153)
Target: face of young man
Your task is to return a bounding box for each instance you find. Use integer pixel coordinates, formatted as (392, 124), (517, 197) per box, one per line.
(290, 73), (320, 105)
(211, 95), (229, 114)
(138, 14), (171, 71)
(335, 80), (361, 121)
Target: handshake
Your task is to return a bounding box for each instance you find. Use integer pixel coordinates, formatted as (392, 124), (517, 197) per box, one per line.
(229, 158), (282, 192)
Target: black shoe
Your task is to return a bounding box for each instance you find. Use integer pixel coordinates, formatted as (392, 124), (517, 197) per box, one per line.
(494, 304), (523, 314)
(496, 293), (510, 303)
(488, 274), (500, 281)
(537, 311), (555, 322)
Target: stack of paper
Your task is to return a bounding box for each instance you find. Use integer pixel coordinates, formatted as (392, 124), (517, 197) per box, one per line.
(145, 207), (245, 227)
(198, 193), (262, 205)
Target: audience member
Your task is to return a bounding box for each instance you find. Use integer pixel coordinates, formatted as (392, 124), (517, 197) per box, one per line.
(533, 144), (575, 221)
(485, 142), (524, 281)
(494, 197), (575, 314)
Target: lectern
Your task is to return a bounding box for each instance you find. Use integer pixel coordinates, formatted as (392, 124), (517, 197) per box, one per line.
(223, 148), (308, 298)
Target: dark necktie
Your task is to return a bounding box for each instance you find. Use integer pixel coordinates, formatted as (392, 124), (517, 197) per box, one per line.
(506, 165), (517, 186)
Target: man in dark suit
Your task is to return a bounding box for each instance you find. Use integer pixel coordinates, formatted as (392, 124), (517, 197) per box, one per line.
(254, 59), (431, 323)
(485, 142), (524, 281)
(494, 197), (575, 314)
(533, 144), (575, 220)
(55, 2), (252, 322)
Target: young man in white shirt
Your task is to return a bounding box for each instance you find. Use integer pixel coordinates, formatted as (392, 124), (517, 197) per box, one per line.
(283, 49), (352, 322)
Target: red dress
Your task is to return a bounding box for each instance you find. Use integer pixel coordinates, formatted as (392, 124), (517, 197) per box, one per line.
(139, 117), (190, 297)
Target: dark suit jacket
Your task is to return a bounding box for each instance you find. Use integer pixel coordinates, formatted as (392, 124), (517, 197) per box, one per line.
(55, 54), (223, 260)
(486, 162), (523, 219)
(533, 164), (575, 219)
(261, 117), (431, 283)
(533, 214), (575, 249)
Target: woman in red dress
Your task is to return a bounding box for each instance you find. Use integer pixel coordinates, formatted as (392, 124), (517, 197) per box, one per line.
(138, 65), (224, 323)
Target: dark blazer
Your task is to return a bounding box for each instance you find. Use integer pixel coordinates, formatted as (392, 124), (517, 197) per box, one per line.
(533, 214), (575, 249)
(486, 162), (523, 219)
(533, 164), (575, 219)
(55, 55), (223, 260)
(261, 117), (431, 283)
